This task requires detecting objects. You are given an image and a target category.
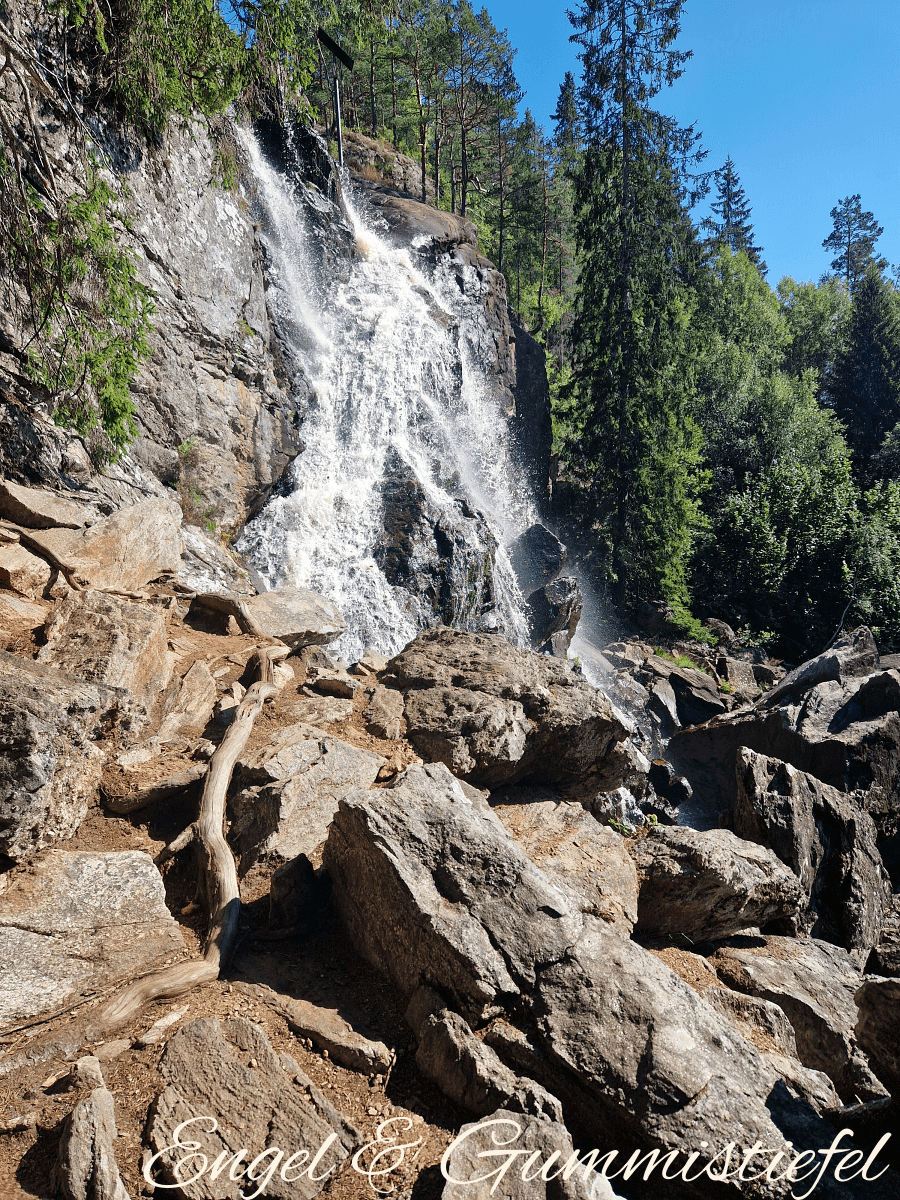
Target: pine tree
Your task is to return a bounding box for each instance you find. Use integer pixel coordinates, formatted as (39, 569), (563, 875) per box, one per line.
(704, 156), (766, 273)
(831, 262), (900, 476)
(561, 0), (707, 611)
(823, 195), (887, 294)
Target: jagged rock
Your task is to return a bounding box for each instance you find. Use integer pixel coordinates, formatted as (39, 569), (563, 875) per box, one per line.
(51, 496), (183, 592)
(710, 935), (888, 1102)
(236, 982), (392, 1075)
(154, 659), (218, 743)
(588, 786), (646, 831)
(441, 1109), (622, 1200)
(147, 1017), (358, 1199)
(629, 825), (803, 941)
(706, 618), (736, 646)
(55, 1087), (130, 1200)
(230, 724), (385, 868)
(507, 523), (566, 594)
(305, 664), (360, 698)
(0, 592), (50, 632)
(64, 1057), (107, 1090)
(177, 524), (258, 597)
(601, 641), (652, 670)
(350, 648), (387, 677)
(868, 896), (900, 976)
(490, 799), (638, 936)
(717, 655), (758, 699)
(0, 850), (184, 1024)
(855, 977), (900, 1092)
(704, 987), (799, 1058)
(0, 652), (133, 861)
(526, 576), (582, 650)
(734, 748), (890, 959)
(0, 536), (55, 597)
(670, 640), (900, 836)
(639, 654), (728, 726)
(243, 586), (346, 649)
(416, 1008), (561, 1119)
(762, 626), (879, 709)
(362, 683), (405, 739)
(0, 479), (98, 529)
(402, 687), (531, 786)
(324, 761), (583, 1019)
(37, 590), (174, 731)
(388, 628), (632, 788)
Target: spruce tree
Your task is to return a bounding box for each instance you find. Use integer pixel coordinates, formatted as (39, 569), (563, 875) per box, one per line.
(705, 156), (766, 273)
(823, 195), (886, 294)
(561, 0), (707, 611)
(831, 262), (900, 476)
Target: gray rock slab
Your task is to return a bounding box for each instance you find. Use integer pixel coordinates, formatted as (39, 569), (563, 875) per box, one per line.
(47, 496), (184, 592)
(0, 479), (98, 530)
(734, 747), (890, 960)
(323, 761), (583, 1019)
(0, 850), (185, 1024)
(147, 1017), (357, 1200)
(629, 825), (803, 941)
(855, 976), (900, 1093)
(710, 935), (887, 1102)
(231, 725), (385, 869)
(0, 651), (132, 861)
(491, 799), (637, 936)
(244, 587), (346, 649)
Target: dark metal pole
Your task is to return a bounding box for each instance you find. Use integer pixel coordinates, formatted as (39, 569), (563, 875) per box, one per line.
(334, 74), (343, 169)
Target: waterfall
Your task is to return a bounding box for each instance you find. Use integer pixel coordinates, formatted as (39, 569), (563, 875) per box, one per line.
(236, 128), (539, 663)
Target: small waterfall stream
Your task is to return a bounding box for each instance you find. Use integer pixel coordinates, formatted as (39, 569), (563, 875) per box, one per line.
(236, 128), (538, 663)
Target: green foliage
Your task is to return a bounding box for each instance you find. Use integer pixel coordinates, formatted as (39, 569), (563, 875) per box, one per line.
(822, 194), (886, 294)
(1, 153), (152, 466)
(777, 274), (850, 404)
(704, 156), (766, 272)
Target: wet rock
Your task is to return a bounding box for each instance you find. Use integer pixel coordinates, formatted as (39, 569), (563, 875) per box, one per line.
(507, 523), (566, 594)
(734, 748), (890, 959)
(0, 850), (184, 1025)
(37, 590), (174, 732)
(362, 683), (405, 739)
(0, 652), (132, 861)
(416, 1009), (561, 1119)
(323, 761), (583, 1019)
(441, 1109), (622, 1200)
(710, 935), (888, 1102)
(231, 724), (385, 869)
(388, 628), (632, 788)
(236, 982), (392, 1075)
(55, 1087), (130, 1200)
(601, 641), (652, 671)
(629, 826), (804, 942)
(526, 576), (582, 650)
(147, 1017), (357, 1200)
(855, 976), (900, 1092)
(0, 479), (97, 529)
(243, 586), (346, 649)
(490, 798), (638, 936)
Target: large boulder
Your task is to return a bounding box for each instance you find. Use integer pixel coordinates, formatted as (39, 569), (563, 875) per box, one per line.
(386, 628), (632, 788)
(734, 748), (890, 959)
(0, 539), (53, 598)
(491, 798), (638, 936)
(628, 825), (804, 942)
(670, 638), (900, 836)
(638, 654), (728, 727)
(146, 1017), (358, 1200)
(0, 479), (98, 530)
(243, 586), (346, 649)
(525, 576), (583, 651)
(323, 762), (583, 1019)
(0, 652), (132, 862)
(37, 589), (174, 731)
(855, 976), (900, 1093)
(0, 850), (185, 1024)
(710, 935), (888, 1103)
(230, 724), (385, 869)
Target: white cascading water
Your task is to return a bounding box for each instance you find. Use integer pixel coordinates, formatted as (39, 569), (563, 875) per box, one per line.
(236, 128), (538, 663)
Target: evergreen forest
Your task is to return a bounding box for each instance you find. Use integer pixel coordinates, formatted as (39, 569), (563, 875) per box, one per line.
(4, 0), (900, 662)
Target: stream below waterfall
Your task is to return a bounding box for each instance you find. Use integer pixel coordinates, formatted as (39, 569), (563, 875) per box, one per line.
(235, 127), (540, 664)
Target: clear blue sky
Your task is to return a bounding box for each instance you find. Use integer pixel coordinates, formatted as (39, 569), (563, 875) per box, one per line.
(483, 0), (900, 286)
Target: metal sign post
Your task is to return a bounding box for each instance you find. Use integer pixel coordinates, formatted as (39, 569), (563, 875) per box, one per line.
(316, 29), (354, 171)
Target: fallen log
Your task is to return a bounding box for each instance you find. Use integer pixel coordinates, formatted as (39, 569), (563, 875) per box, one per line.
(0, 643), (290, 1075)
